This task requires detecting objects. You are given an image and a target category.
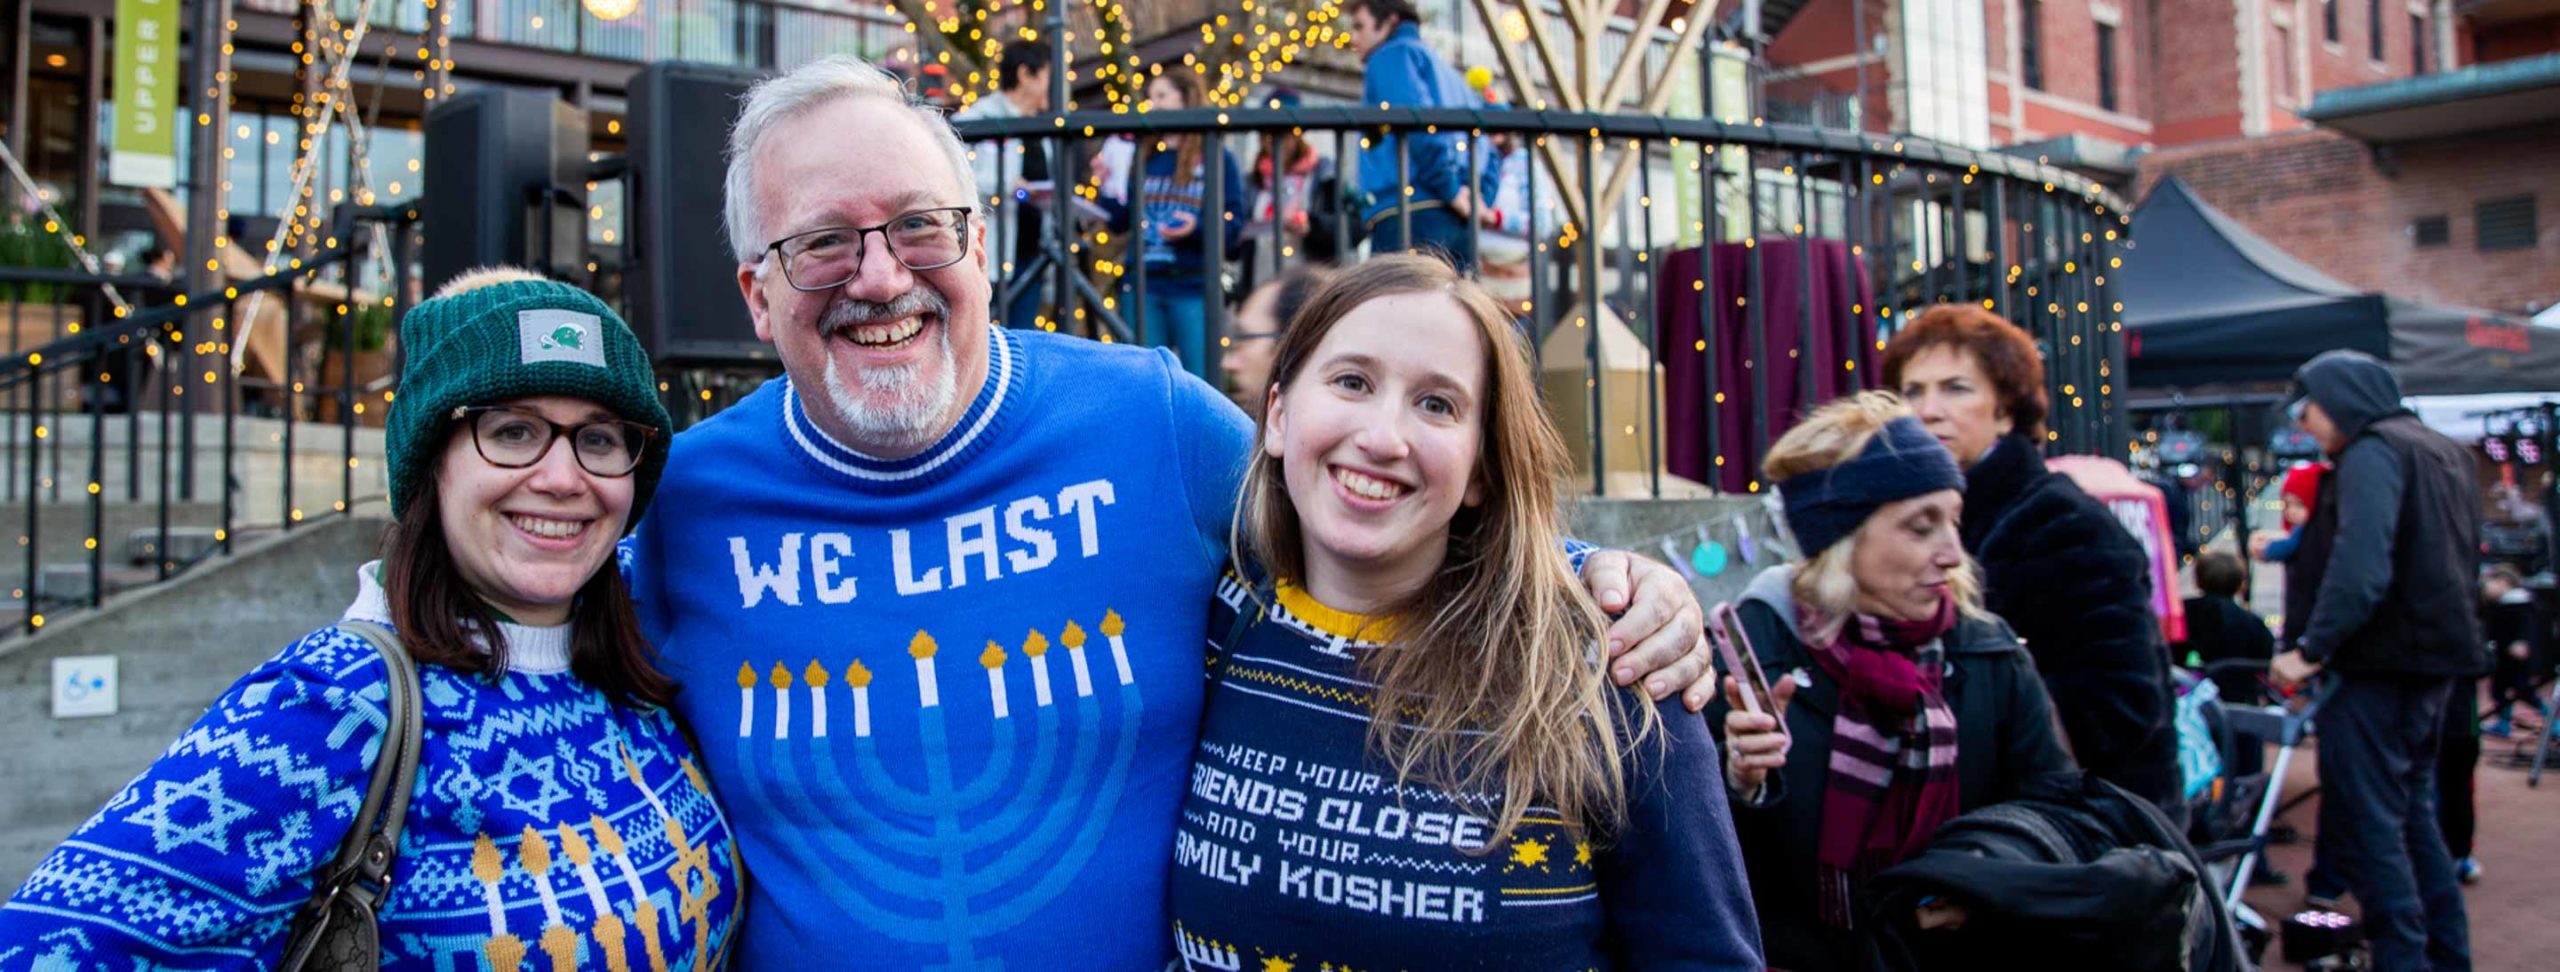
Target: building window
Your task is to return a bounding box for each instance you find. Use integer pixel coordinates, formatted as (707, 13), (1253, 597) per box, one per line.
(2369, 0), (2385, 61)
(2324, 0), (2339, 42)
(2096, 23), (2119, 112)
(2022, 0), (2045, 90)
(2412, 215), (2449, 246)
(2411, 13), (2428, 72)
(2478, 196), (2538, 251)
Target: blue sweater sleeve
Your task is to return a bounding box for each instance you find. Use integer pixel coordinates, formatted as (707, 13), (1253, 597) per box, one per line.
(2262, 523), (2302, 562)
(1601, 698), (1766, 969)
(1168, 351), (1255, 567)
(0, 630), (381, 965)
(2299, 438), (2405, 661)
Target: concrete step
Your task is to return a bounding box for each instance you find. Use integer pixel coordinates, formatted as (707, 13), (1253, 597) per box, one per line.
(125, 526), (225, 568)
(35, 563), (163, 604)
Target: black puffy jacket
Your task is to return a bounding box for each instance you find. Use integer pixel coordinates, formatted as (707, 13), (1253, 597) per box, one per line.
(1960, 434), (2184, 815)
(1864, 772), (2248, 972)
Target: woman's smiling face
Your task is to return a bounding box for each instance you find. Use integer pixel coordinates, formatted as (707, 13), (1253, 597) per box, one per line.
(1264, 290), (1487, 607)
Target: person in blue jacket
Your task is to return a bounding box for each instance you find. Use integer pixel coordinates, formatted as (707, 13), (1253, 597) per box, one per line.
(1346, 0), (1484, 272)
(1101, 66), (1246, 378)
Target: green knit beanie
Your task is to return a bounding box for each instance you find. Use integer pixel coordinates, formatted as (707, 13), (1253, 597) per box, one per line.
(385, 277), (671, 523)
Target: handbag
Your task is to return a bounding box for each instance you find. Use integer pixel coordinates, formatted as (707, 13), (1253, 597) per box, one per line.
(278, 621), (424, 971)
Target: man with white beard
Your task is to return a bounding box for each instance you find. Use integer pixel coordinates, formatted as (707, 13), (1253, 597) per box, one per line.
(622, 54), (1715, 968)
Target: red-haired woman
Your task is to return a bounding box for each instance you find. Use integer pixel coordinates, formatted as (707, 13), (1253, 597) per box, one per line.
(1880, 305), (2182, 821)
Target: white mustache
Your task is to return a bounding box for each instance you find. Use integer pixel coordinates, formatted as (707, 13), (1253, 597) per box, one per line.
(821, 286), (950, 335)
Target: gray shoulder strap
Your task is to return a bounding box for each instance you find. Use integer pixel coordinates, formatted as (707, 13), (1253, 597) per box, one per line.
(327, 621), (424, 901)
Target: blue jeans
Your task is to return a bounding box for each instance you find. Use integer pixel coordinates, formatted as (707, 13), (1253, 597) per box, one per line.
(1371, 204), (1478, 275)
(1123, 273), (1208, 378)
(2316, 676), (2471, 972)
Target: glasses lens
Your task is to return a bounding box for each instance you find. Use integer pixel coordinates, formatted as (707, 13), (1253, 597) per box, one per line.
(474, 409), (552, 466)
(888, 210), (966, 270)
(571, 421), (649, 476)
(783, 228), (864, 291)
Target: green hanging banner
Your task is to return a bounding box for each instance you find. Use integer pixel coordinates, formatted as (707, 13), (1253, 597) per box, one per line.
(109, 0), (181, 188)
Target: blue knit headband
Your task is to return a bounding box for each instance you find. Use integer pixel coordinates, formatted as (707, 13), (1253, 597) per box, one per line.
(1776, 415), (1965, 557)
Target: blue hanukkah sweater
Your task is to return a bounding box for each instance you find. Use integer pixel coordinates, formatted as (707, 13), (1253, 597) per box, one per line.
(0, 565), (741, 970)
(625, 326), (1253, 968)
(1170, 572), (1765, 971)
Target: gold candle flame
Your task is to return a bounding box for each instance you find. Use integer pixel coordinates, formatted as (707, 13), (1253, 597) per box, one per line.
(846, 660), (874, 687)
(980, 641), (1007, 668)
(1060, 622), (1088, 649)
(770, 662), (793, 689)
(1024, 630), (1050, 657)
(804, 660), (830, 688)
(1100, 610), (1126, 637)
(909, 630), (939, 658)
(736, 661), (757, 688)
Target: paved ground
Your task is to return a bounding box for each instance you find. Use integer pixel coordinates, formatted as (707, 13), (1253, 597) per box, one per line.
(2239, 704), (2558, 971)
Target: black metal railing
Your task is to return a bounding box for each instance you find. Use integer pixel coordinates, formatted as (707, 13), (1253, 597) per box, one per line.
(956, 105), (2132, 497)
(0, 205), (423, 636)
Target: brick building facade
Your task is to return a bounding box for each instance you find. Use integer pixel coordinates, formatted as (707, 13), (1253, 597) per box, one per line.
(2134, 124), (2558, 315)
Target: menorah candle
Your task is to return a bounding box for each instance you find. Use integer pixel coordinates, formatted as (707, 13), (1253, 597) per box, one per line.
(804, 661), (831, 739)
(518, 825), (579, 972)
(770, 663), (795, 740)
(1102, 609), (1134, 685)
(589, 814), (666, 972)
(1024, 629), (1054, 707)
(1061, 621), (1094, 697)
(981, 641), (1011, 719)
(911, 631), (941, 708)
(470, 835), (527, 972)
(736, 662), (757, 738)
(846, 660), (874, 737)
(555, 824), (630, 972)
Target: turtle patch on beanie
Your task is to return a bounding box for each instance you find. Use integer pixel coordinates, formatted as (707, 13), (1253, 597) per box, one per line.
(519, 308), (607, 368)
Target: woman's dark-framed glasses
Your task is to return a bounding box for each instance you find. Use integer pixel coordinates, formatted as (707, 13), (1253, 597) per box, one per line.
(764, 207), (973, 292)
(454, 405), (658, 477)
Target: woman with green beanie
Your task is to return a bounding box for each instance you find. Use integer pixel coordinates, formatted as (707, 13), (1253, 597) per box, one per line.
(0, 269), (740, 967)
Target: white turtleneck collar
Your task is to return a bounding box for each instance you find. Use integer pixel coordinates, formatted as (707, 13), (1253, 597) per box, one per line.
(340, 561), (576, 675)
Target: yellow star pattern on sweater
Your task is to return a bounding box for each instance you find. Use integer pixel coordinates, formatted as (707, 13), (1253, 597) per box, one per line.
(1509, 838), (1549, 868)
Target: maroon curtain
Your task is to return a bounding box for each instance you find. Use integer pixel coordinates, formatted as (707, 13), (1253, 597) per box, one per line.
(1654, 238), (1879, 493)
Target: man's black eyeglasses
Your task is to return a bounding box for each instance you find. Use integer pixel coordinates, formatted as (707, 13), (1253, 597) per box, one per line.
(762, 207), (973, 292)
(454, 405), (658, 477)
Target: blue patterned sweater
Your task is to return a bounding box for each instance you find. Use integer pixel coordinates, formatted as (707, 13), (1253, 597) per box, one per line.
(1170, 571), (1765, 970)
(0, 565), (741, 969)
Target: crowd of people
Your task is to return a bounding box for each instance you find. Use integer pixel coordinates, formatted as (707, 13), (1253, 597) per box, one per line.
(0, 5), (2530, 969)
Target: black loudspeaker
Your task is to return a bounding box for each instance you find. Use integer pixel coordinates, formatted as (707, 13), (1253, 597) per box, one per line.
(629, 62), (771, 366)
(422, 89), (590, 294)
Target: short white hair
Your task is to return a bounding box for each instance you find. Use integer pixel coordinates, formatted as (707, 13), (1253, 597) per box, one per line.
(724, 55), (984, 264)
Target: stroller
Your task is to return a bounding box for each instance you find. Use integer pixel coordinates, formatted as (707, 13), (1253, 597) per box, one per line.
(2182, 659), (2330, 966)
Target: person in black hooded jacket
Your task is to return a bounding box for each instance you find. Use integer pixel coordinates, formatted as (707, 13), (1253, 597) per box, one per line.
(1882, 305), (2184, 822)
(2272, 349), (2485, 972)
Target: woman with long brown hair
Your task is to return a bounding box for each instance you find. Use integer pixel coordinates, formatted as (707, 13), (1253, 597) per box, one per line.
(1165, 254), (1761, 968)
(0, 270), (739, 966)
(1099, 64), (1246, 378)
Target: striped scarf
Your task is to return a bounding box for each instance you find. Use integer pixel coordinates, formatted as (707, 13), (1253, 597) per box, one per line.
(1803, 596), (1963, 929)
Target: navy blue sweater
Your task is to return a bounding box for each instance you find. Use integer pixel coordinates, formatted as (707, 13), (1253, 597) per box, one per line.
(1101, 143), (1247, 279)
(1168, 572), (1765, 970)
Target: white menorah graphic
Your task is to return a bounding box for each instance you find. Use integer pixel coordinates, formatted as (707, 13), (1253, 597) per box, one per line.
(729, 610), (1145, 970)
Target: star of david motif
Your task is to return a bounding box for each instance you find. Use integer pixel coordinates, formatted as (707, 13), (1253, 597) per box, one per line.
(126, 768), (255, 854)
(485, 748), (571, 818)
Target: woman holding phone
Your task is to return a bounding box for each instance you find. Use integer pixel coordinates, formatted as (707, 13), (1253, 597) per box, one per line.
(1709, 392), (2071, 971)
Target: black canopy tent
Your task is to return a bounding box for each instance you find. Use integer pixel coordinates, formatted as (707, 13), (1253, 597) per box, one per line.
(2122, 176), (2560, 394)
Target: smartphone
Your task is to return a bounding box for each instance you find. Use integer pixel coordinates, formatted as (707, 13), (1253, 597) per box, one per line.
(1707, 602), (1786, 738)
